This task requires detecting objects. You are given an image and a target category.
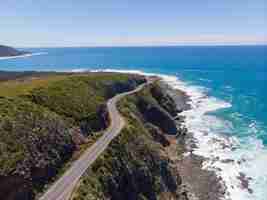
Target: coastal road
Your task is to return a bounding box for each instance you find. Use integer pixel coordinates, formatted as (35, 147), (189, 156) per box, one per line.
(39, 79), (152, 200)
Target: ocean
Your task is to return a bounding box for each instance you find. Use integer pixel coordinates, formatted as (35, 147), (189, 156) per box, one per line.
(0, 45), (266, 200)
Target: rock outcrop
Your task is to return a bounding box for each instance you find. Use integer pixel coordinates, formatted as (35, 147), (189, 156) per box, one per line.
(137, 96), (178, 135)
(72, 81), (190, 200)
(150, 83), (180, 116)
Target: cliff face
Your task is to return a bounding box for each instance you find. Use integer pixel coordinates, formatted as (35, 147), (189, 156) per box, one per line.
(136, 96), (178, 135)
(0, 72), (145, 200)
(0, 45), (27, 57)
(72, 81), (189, 200)
(150, 82), (190, 113)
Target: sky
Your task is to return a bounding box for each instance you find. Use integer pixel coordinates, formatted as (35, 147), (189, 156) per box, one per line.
(1, 0), (266, 47)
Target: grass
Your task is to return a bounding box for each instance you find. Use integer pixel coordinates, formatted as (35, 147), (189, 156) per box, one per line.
(71, 84), (176, 200)
(28, 74), (132, 122)
(0, 75), (69, 97)
(0, 72), (143, 123)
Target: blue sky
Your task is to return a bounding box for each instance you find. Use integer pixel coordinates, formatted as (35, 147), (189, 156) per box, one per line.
(1, 0), (266, 47)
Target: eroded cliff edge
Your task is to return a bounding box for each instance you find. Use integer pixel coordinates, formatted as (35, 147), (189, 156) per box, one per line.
(72, 80), (192, 200)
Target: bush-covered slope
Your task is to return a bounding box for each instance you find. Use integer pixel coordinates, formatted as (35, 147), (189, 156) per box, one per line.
(0, 97), (74, 176)
(0, 72), (145, 200)
(0, 97), (75, 199)
(72, 82), (189, 200)
(28, 74), (144, 126)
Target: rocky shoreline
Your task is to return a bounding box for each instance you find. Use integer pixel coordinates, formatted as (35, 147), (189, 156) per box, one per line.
(161, 80), (228, 200)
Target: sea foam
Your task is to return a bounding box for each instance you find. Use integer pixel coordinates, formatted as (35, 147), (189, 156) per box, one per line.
(157, 72), (267, 200)
(76, 68), (267, 200)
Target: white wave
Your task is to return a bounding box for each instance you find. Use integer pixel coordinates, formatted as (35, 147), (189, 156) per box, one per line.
(72, 67), (267, 200)
(92, 68), (267, 200)
(199, 78), (213, 82)
(70, 68), (88, 72)
(159, 73), (267, 200)
(0, 52), (47, 60)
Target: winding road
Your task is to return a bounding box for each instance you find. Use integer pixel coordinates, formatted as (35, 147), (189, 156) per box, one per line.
(39, 79), (151, 200)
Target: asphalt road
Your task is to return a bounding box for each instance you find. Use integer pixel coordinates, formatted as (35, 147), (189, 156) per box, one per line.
(39, 80), (150, 200)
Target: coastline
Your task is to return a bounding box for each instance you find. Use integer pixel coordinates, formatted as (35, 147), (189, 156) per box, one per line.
(0, 52), (47, 60)
(1, 68), (263, 199)
(89, 69), (229, 194)
(80, 69), (230, 199)
(90, 69), (261, 200)
(156, 71), (267, 200)
(160, 80), (227, 200)
(66, 68), (229, 200)
(2, 68), (262, 199)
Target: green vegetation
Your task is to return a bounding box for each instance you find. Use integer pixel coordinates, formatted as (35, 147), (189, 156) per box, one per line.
(0, 97), (73, 175)
(0, 72), (144, 125)
(28, 73), (136, 123)
(72, 84), (182, 200)
(0, 75), (68, 97)
(0, 72), (145, 199)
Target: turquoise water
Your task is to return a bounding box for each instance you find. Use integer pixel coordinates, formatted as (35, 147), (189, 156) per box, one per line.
(0, 46), (266, 199)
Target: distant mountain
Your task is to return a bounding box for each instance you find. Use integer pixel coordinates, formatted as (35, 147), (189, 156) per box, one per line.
(0, 45), (28, 57)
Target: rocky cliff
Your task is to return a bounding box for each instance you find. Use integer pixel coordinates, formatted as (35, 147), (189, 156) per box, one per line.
(72, 81), (190, 200)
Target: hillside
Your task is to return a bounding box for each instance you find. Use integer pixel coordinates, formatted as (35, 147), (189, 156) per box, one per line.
(71, 81), (190, 200)
(0, 72), (145, 200)
(0, 45), (28, 57)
